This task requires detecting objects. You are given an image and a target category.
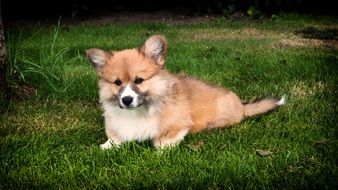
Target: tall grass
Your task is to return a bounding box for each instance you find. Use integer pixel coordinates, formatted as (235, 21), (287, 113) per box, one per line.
(5, 19), (100, 101)
(6, 20), (64, 94)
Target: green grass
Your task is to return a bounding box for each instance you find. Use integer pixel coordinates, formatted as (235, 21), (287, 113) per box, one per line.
(1, 14), (337, 189)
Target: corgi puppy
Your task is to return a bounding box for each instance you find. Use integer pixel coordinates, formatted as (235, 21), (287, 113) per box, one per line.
(86, 35), (285, 150)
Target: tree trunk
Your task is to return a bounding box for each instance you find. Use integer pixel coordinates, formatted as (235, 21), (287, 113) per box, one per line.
(0, 5), (9, 111)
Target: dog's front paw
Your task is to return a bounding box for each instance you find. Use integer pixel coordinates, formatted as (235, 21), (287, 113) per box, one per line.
(100, 139), (120, 150)
(100, 141), (113, 150)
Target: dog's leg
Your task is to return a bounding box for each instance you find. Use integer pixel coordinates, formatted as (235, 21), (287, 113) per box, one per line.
(153, 128), (189, 149)
(100, 127), (122, 150)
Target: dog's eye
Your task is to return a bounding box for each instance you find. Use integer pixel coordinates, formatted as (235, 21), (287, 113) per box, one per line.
(134, 77), (144, 85)
(114, 79), (122, 86)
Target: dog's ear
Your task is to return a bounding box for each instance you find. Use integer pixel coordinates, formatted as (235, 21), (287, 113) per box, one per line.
(85, 48), (109, 70)
(140, 35), (167, 66)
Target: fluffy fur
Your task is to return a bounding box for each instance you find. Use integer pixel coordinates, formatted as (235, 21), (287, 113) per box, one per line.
(86, 35), (285, 149)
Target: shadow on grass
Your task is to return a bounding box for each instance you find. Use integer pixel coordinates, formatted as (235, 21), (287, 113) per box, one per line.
(295, 26), (338, 40)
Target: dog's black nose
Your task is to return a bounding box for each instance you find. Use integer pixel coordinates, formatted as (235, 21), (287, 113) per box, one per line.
(122, 96), (133, 106)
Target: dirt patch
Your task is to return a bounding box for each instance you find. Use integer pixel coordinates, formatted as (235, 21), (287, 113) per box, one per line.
(6, 10), (220, 27)
(12, 84), (37, 100)
(63, 11), (220, 26)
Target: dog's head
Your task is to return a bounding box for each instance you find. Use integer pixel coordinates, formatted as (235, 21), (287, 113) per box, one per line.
(86, 35), (169, 109)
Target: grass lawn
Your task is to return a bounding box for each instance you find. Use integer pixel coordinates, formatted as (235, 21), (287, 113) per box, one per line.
(1, 14), (337, 189)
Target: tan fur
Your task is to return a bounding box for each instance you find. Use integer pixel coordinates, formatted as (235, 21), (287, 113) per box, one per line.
(86, 35), (284, 149)
(243, 99), (280, 117)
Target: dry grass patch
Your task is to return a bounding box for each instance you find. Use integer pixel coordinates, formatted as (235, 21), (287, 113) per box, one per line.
(276, 38), (338, 49)
(2, 101), (100, 134)
(291, 81), (325, 98)
(178, 25), (338, 50)
(178, 28), (286, 42)
(275, 26), (338, 49)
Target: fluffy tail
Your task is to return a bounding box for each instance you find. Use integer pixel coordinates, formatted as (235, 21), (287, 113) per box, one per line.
(244, 96), (286, 117)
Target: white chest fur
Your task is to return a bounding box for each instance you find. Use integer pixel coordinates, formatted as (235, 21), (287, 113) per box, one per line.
(102, 102), (160, 142)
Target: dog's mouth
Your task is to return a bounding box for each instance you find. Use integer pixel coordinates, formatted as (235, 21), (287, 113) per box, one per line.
(119, 104), (142, 110)
(118, 101), (144, 110)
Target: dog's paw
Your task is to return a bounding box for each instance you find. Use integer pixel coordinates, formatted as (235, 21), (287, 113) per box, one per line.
(100, 141), (113, 150)
(100, 139), (120, 150)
